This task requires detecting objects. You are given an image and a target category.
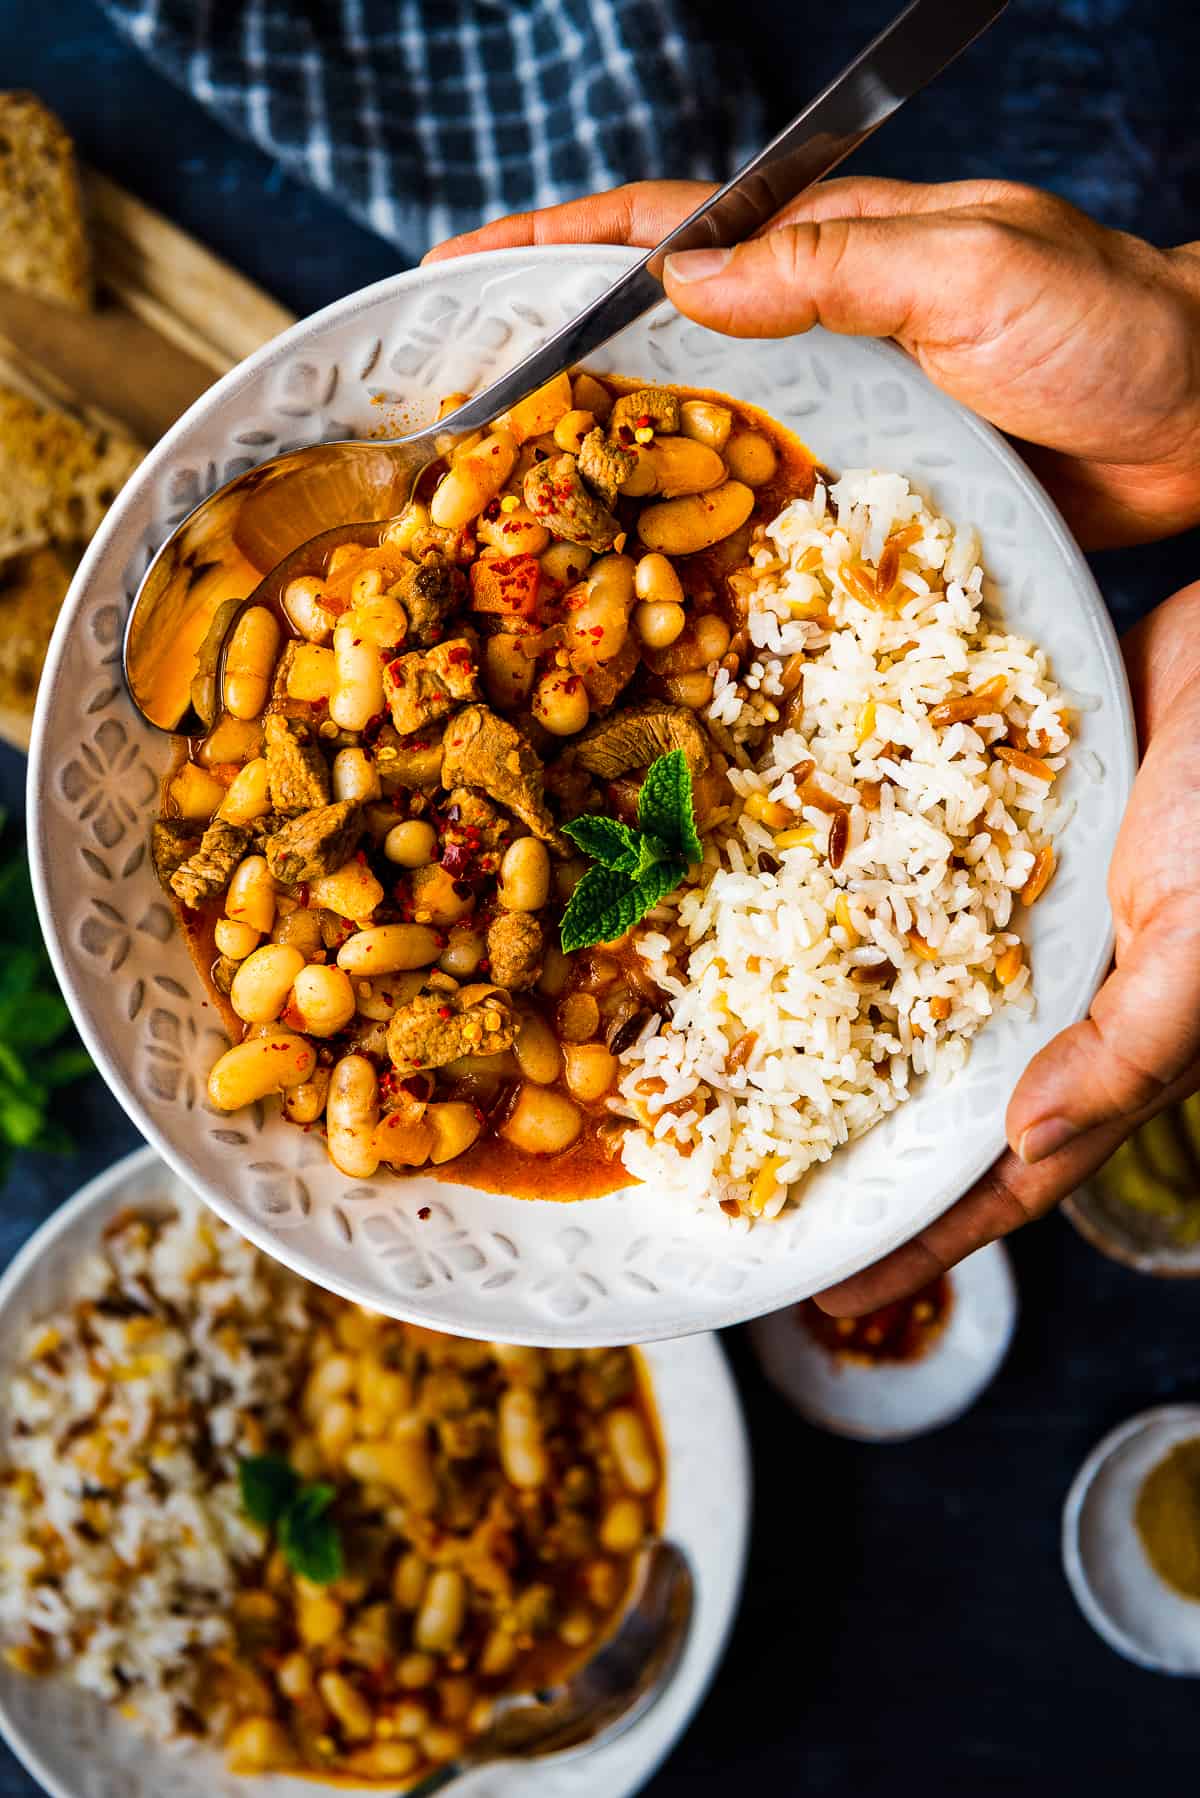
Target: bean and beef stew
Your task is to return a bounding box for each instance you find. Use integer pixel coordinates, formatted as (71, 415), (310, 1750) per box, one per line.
(152, 371), (816, 1197)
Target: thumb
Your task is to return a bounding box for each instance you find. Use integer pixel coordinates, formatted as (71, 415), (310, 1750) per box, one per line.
(662, 214), (966, 342)
(1006, 893), (1200, 1165)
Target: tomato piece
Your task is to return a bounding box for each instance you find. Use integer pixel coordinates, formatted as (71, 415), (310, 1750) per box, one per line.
(469, 554), (541, 618)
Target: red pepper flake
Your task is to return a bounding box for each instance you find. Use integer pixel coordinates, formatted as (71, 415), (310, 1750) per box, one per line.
(447, 646), (472, 666)
(296, 883), (311, 908)
(617, 425), (634, 445)
(472, 1106), (486, 1125)
(478, 958), (490, 972)
(483, 498), (502, 521)
(437, 1006), (452, 1020)
(636, 413), (651, 428)
(417, 1206), (432, 1221)
(386, 662), (401, 685)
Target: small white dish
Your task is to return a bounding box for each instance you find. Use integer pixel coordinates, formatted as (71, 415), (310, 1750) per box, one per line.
(1062, 1404), (1200, 1676)
(0, 1145), (751, 1798)
(29, 246), (1135, 1344)
(746, 1240), (1017, 1441)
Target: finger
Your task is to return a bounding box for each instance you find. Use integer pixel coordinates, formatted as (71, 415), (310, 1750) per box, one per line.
(768, 174), (1020, 231)
(820, 1052), (1200, 1316)
(1120, 579), (1200, 743)
(1007, 893), (1200, 1165)
(423, 180), (714, 263)
(662, 214), (968, 342)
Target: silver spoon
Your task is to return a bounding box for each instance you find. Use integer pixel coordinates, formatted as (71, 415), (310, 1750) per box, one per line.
(123, 0), (1007, 734)
(397, 1540), (693, 1797)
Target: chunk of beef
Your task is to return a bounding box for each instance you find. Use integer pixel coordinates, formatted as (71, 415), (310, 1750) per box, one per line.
(486, 913), (544, 991)
(577, 428), (636, 509)
(577, 633), (640, 713)
(386, 983), (516, 1070)
(523, 455), (620, 554)
(385, 638), (480, 737)
(169, 819), (249, 910)
(393, 554), (466, 647)
(264, 800), (363, 886)
(441, 705), (566, 852)
(374, 722), (445, 793)
(151, 819), (200, 892)
(443, 788), (509, 854)
(572, 701), (712, 779)
(264, 713), (331, 815)
(608, 386), (680, 439)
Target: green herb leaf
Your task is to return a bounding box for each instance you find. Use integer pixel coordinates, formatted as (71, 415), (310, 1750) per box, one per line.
(637, 749), (702, 863)
(562, 814), (638, 868)
(280, 1484), (343, 1585)
(238, 1455), (301, 1528)
(40, 1049), (97, 1090)
(560, 866), (650, 954)
(636, 857), (689, 913)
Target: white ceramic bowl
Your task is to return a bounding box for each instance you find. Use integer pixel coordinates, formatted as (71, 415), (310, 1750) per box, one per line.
(1062, 1405), (1200, 1676)
(0, 1145), (750, 1798)
(748, 1241), (1017, 1442)
(29, 248), (1135, 1345)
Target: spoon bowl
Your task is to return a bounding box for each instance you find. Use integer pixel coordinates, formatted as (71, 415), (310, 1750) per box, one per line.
(400, 1541), (695, 1797)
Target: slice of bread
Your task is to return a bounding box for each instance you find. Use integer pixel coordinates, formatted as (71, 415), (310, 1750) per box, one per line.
(0, 93), (92, 310)
(0, 542), (78, 732)
(0, 383), (141, 560)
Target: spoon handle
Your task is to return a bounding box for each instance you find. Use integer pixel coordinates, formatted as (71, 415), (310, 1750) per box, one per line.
(440, 0), (1007, 438)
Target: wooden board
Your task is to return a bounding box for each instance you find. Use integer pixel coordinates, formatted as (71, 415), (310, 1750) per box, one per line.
(0, 170), (296, 749)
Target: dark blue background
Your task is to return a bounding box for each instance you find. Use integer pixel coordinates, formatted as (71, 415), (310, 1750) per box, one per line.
(1, 3), (1199, 1793)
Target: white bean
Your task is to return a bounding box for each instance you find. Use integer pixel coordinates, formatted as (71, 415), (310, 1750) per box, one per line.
(513, 1011), (561, 1085)
(283, 1065), (331, 1124)
(292, 964), (356, 1036)
(552, 408), (595, 454)
(678, 398), (732, 450)
(207, 1033), (315, 1111)
(532, 670), (589, 737)
(217, 757), (272, 826)
(562, 1042), (618, 1102)
(426, 1101), (483, 1165)
(384, 820), (437, 867)
(337, 924), (441, 975)
(498, 1387), (550, 1489)
(213, 917), (260, 961)
(634, 552), (684, 607)
(539, 541), (593, 586)
(283, 575), (335, 644)
(414, 1569), (467, 1654)
(605, 1406), (659, 1495)
(497, 837), (551, 912)
(230, 944), (305, 1024)
(723, 429), (778, 487)
(223, 606), (281, 720)
(438, 929), (485, 978)
(499, 1085), (583, 1155)
(330, 620), (386, 732)
(332, 746), (381, 804)
(430, 430), (517, 529)
(637, 481), (755, 556)
(226, 856), (276, 934)
(633, 601), (685, 649)
(327, 1054), (380, 1178)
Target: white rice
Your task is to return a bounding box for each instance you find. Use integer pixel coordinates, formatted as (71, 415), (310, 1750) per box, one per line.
(618, 470), (1071, 1221)
(0, 1201), (312, 1739)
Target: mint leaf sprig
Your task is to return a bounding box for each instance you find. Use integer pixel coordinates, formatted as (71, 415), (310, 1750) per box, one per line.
(238, 1454), (344, 1585)
(559, 750), (702, 954)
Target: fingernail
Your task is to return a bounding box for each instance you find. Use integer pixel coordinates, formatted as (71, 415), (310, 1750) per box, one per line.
(664, 248), (732, 284)
(1018, 1116), (1077, 1165)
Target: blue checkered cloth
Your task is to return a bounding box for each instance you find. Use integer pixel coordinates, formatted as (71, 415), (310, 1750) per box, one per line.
(96, 0), (765, 262)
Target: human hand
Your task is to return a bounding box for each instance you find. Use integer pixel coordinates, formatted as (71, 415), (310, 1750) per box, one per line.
(426, 177), (1200, 549)
(817, 580), (1200, 1313)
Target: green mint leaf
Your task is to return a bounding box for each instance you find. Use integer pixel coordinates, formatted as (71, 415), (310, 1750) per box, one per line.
(562, 814), (638, 868)
(280, 1485), (343, 1585)
(238, 1455), (301, 1528)
(636, 858), (688, 914)
(637, 750), (702, 864)
(560, 867), (650, 953)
